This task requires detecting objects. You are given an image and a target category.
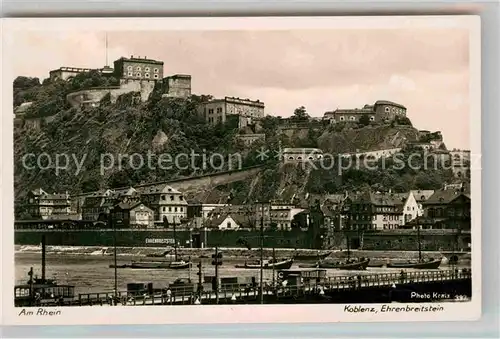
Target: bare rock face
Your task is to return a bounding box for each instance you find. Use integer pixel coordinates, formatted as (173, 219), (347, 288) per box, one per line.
(152, 130), (169, 150)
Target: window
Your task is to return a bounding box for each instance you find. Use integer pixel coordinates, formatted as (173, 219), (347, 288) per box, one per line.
(340, 116), (345, 121)
(136, 72), (141, 77)
(128, 72), (133, 76)
(154, 68), (159, 73)
(385, 107), (390, 112)
(216, 107), (222, 113)
(127, 66), (133, 70)
(162, 207), (166, 212)
(145, 67), (150, 72)
(136, 66), (141, 71)
(370, 116), (375, 121)
(349, 116), (356, 121)
(180, 207), (183, 212)
(168, 207), (171, 212)
(174, 207), (178, 212)
(227, 221), (231, 228)
(170, 196), (174, 201)
(392, 107), (396, 112)
(208, 109), (214, 114)
(162, 195), (165, 200)
(153, 74), (159, 79)
(145, 73), (150, 78)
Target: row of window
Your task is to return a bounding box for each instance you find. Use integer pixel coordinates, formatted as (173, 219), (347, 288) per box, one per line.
(207, 116), (222, 123)
(382, 224), (399, 229)
(206, 107), (223, 114)
(428, 208), (470, 217)
(161, 206), (185, 213)
(337, 115), (376, 122)
(126, 66), (160, 73)
(125, 72), (159, 79)
(161, 195), (184, 201)
(384, 106), (405, 115)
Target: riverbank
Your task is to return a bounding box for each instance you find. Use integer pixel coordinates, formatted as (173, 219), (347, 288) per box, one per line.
(15, 245), (471, 262)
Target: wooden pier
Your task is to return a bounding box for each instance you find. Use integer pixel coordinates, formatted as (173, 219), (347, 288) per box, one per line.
(26, 269), (472, 306)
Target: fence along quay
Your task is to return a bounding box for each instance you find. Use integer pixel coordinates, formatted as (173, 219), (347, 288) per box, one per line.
(18, 269), (472, 307)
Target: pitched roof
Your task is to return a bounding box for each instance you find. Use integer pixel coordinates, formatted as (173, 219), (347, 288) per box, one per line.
(423, 190), (469, 205)
(374, 100), (406, 109)
(410, 190), (435, 202)
(205, 214), (250, 229)
(31, 188), (48, 196)
(136, 184), (181, 195)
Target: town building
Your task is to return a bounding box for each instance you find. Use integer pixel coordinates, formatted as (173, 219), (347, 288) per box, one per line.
(235, 133), (266, 147)
(81, 189), (114, 221)
(339, 148), (402, 161)
(110, 202), (154, 228)
(162, 74), (191, 98)
(419, 190), (471, 230)
(49, 67), (97, 82)
(197, 97), (265, 126)
(269, 203), (305, 230)
(343, 191), (405, 230)
(136, 184), (188, 224)
(19, 188), (71, 220)
(205, 214), (247, 230)
(282, 148), (324, 163)
(323, 100), (407, 124)
(410, 190), (435, 216)
(113, 56), (164, 81)
(449, 149), (471, 179)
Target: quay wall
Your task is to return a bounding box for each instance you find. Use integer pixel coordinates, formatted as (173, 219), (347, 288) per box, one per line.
(15, 228), (471, 252)
(328, 230), (471, 252)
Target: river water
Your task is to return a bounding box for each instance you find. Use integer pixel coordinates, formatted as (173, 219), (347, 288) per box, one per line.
(14, 252), (471, 296)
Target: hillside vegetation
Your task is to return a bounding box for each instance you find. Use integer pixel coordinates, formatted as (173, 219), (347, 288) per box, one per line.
(14, 75), (455, 201)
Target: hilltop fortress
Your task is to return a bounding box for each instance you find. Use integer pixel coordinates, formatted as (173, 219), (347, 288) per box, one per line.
(50, 56), (192, 108)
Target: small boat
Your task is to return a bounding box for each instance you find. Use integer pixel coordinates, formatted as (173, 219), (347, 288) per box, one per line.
(235, 258), (294, 270)
(293, 251), (332, 261)
(367, 262), (385, 268)
(386, 258), (442, 269)
(111, 261), (191, 270)
(146, 250), (173, 258)
(130, 261), (191, 270)
(318, 258), (370, 270)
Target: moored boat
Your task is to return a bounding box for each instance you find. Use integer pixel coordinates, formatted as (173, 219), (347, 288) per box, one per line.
(293, 251), (332, 261)
(235, 258), (294, 270)
(318, 258), (370, 270)
(386, 258), (442, 269)
(129, 260), (191, 269)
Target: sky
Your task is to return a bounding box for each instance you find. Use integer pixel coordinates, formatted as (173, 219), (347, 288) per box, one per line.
(10, 29), (470, 149)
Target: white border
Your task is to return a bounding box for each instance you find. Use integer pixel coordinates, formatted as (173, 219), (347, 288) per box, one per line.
(1, 16), (481, 326)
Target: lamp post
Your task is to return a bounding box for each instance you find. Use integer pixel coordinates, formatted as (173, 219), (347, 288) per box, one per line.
(258, 201), (266, 304)
(109, 213), (117, 304)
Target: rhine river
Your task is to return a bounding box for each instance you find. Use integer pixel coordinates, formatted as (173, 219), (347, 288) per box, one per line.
(14, 252), (471, 295)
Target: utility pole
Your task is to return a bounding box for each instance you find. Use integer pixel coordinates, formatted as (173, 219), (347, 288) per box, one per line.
(211, 246), (223, 304)
(197, 260), (203, 291)
(259, 202), (265, 304)
(110, 213), (117, 304)
(272, 247), (276, 290)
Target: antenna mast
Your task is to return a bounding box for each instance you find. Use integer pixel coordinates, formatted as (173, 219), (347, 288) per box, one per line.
(105, 33), (109, 67)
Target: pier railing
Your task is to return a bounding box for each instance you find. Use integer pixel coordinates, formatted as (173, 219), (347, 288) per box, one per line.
(67, 269), (471, 306)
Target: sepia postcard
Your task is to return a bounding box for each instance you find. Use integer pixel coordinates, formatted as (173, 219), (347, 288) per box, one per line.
(1, 16), (481, 326)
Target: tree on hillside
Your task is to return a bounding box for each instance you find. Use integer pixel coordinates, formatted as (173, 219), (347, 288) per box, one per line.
(291, 106), (309, 121)
(13, 76), (41, 90)
(359, 114), (371, 126)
